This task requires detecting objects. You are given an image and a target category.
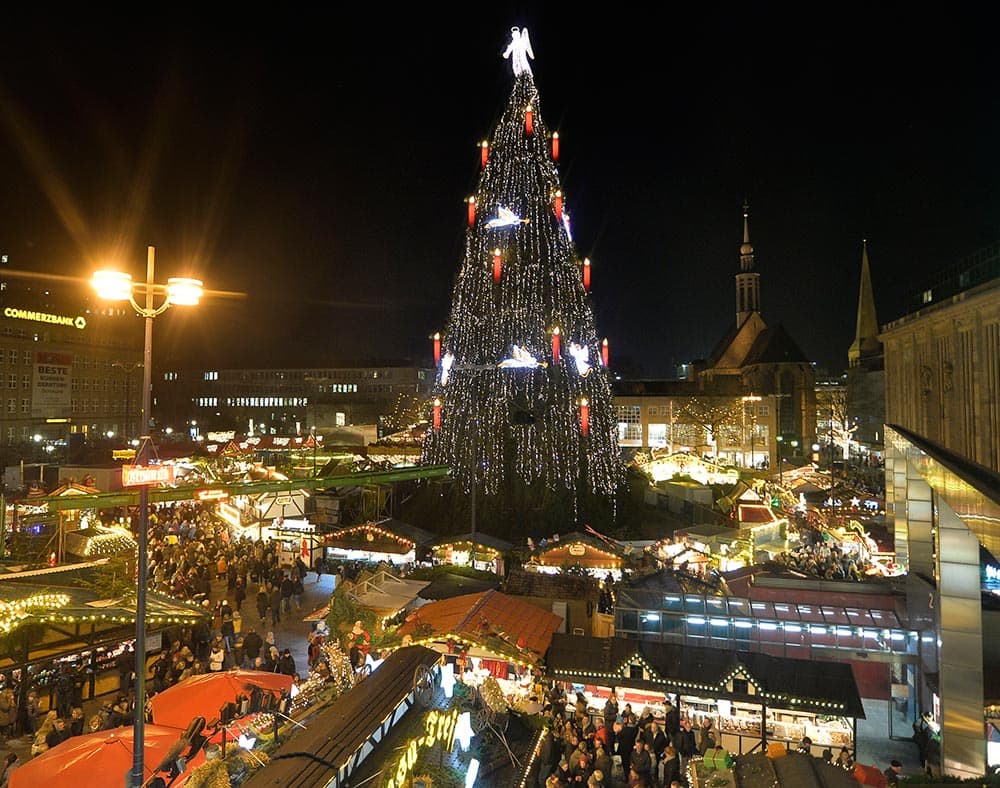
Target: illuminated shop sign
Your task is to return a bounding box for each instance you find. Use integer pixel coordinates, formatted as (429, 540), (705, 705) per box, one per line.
(3, 307), (86, 330)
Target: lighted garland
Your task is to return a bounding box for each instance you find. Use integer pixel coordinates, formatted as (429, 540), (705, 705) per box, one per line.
(0, 593), (71, 634)
(422, 57), (624, 511)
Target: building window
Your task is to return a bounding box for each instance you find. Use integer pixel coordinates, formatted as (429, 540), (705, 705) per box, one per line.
(335, 412), (346, 427)
(5, 427), (13, 445)
(616, 405), (642, 446)
(648, 406), (658, 416)
(6, 350), (14, 364)
(21, 375), (30, 388)
(7, 375), (14, 389)
(6, 399), (14, 414)
(22, 351), (31, 364)
(648, 423), (668, 448)
(20, 399), (28, 414)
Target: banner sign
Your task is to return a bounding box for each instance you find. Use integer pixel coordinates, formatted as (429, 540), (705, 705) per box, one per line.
(32, 351), (73, 418)
(122, 465), (175, 487)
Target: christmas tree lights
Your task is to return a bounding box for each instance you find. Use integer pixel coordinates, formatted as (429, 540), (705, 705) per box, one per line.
(422, 28), (623, 533)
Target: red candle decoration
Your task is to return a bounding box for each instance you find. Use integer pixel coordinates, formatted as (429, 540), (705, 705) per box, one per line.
(525, 104), (534, 135)
(601, 338), (609, 367)
(582, 257), (591, 291)
(552, 326), (561, 363)
(554, 190), (563, 219)
(580, 398), (590, 437)
(552, 131), (560, 161)
(480, 140), (489, 169)
(467, 196), (476, 227)
(433, 332), (441, 366)
(492, 248), (502, 283)
(433, 398), (442, 431)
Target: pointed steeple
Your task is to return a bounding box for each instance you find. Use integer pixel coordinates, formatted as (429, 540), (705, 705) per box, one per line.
(736, 201), (761, 326)
(848, 239), (882, 367)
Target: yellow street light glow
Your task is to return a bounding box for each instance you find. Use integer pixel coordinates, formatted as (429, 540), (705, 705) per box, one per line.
(166, 277), (204, 306)
(92, 270), (134, 301)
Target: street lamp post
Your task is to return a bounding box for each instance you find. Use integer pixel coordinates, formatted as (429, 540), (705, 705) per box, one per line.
(741, 395), (761, 469)
(776, 435), (784, 487)
(92, 247), (203, 788)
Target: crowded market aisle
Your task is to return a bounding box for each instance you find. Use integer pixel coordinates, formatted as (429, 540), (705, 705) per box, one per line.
(0, 554), (337, 770)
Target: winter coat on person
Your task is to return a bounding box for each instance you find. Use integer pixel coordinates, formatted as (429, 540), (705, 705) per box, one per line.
(208, 646), (226, 671)
(276, 650), (296, 676)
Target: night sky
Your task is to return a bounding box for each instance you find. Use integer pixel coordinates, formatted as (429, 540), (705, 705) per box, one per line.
(1, 10), (997, 378)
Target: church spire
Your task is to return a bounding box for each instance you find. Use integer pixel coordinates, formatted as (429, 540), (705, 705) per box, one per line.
(736, 201), (761, 325)
(848, 238), (882, 367)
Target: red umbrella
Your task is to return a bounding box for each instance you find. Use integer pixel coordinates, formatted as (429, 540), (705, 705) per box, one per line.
(9, 724), (207, 788)
(149, 669), (293, 730)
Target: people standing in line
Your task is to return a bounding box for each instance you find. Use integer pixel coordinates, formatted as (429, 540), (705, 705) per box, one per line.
(0, 752), (19, 788)
(280, 574), (294, 615)
(116, 645), (135, 695)
(269, 583), (283, 626)
(256, 585), (270, 626)
(291, 572), (304, 611)
(0, 688), (15, 740)
(276, 648), (297, 676)
(45, 716), (71, 749)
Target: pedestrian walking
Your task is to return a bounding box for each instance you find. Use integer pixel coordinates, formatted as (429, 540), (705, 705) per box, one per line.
(256, 585), (270, 625)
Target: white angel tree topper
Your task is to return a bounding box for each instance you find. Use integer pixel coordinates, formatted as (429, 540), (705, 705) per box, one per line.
(421, 28), (623, 534)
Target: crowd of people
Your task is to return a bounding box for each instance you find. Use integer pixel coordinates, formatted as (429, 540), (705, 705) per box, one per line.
(772, 540), (871, 581)
(1, 499), (323, 768)
(530, 686), (714, 788)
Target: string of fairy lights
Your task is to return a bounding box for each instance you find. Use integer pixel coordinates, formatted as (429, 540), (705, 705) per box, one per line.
(421, 68), (624, 507)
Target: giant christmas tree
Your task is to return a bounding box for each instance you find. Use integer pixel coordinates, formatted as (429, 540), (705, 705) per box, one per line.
(421, 28), (624, 535)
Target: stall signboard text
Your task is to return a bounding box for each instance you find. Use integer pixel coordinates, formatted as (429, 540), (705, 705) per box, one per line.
(122, 465), (175, 487)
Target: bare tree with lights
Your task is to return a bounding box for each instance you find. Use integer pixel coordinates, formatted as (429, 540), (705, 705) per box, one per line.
(676, 397), (744, 460)
(421, 29), (624, 535)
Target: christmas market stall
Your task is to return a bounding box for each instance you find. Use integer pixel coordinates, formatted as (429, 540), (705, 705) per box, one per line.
(396, 589), (562, 707)
(242, 645), (444, 788)
(0, 561), (209, 722)
(528, 531), (627, 580)
(544, 632), (865, 756)
(319, 518), (435, 567)
(428, 531), (513, 575)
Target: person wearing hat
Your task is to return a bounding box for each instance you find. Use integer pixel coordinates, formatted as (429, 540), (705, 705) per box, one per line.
(276, 648), (297, 676)
(883, 759), (903, 785)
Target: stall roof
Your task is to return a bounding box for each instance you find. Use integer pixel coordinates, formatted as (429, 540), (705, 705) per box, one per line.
(428, 531), (513, 553)
(327, 518), (436, 551)
(243, 645), (441, 788)
(503, 568), (600, 602)
(544, 633), (866, 719)
(417, 573), (501, 601)
(350, 570), (430, 615)
(398, 589), (563, 662)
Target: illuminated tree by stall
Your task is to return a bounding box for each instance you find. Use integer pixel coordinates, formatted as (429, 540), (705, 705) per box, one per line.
(676, 397), (744, 459)
(421, 28), (624, 532)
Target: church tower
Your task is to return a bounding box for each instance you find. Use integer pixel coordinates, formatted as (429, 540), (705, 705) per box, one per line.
(736, 202), (761, 327)
(848, 239), (883, 369)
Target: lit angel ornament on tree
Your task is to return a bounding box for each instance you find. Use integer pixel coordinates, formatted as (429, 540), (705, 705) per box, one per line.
(503, 27), (534, 77)
(569, 342), (593, 377)
(439, 351), (454, 385)
(497, 345), (547, 369)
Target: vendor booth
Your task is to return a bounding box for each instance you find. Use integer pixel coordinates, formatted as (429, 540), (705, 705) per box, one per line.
(428, 532), (511, 575)
(545, 633), (864, 756)
(396, 589), (563, 706)
(320, 518), (435, 567)
(530, 531), (626, 580)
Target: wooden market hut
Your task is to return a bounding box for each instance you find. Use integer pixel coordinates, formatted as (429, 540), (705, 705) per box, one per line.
(530, 531), (626, 578)
(427, 531), (513, 575)
(320, 518), (435, 566)
(396, 589), (563, 674)
(544, 632), (865, 755)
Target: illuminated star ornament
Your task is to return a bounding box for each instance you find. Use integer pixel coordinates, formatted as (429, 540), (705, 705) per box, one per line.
(498, 345), (547, 369)
(502, 26), (534, 77)
(568, 342), (592, 377)
(486, 206), (530, 228)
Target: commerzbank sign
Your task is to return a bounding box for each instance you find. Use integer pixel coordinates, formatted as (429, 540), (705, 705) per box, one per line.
(3, 307), (87, 330)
